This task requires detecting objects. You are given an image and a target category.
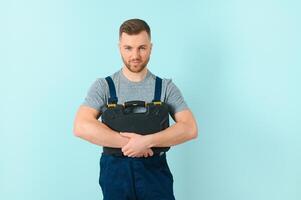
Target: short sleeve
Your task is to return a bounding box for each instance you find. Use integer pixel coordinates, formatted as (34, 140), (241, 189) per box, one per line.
(164, 79), (189, 118)
(81, 78), (107, 111)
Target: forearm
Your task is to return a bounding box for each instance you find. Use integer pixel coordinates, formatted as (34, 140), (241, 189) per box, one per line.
(73, 119), (128, 148)
(147, 121), (198, 147)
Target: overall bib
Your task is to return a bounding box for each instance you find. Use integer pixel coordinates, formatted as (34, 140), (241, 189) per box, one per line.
(99, 76), (175, 200)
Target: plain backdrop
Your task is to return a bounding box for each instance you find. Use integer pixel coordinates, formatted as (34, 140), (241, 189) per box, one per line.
(1, 0), (300, 200)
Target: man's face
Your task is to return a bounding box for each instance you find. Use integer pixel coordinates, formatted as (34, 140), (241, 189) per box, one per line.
(119, 31), (152, 73)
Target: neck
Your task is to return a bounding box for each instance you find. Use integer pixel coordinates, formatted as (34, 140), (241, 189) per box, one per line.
(122, 66), (148, 82)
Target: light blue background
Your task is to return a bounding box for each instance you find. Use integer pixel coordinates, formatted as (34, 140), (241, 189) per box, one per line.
(1, 0), (300, 200)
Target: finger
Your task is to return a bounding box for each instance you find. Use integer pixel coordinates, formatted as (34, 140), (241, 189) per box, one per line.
(122, 144), (130, 153)
(123, 149), (133, 156)
(135, 152), (142, 157)
(126, 150), (138, 157)
(128, 152), (138, 157)
(148, 149), (154, 156)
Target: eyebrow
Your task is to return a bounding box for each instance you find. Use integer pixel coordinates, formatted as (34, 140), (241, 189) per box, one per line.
(123, 44), (147, 48)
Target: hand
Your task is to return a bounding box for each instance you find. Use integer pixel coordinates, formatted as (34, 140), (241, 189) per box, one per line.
(120, 132), (152, 157)
(137, 148), (154, 158)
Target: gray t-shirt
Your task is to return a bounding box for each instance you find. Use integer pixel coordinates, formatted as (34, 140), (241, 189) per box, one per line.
(82, 69), (188, 119)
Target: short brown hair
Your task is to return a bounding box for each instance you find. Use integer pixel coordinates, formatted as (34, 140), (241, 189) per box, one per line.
(119, 18), (151, 39)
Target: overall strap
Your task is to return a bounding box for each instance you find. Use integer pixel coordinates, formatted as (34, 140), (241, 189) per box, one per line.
(105, 76), (118, 104)
(153, 76), (162, 102)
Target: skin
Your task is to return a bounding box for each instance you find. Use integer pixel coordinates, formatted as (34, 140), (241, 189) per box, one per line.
(73, 31), (198, 158)
(118, 31), (152, 83)
(119, 31), (152, 75)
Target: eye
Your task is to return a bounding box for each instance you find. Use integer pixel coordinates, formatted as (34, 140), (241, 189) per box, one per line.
(139, 46), (146, 50)
(125, 47), (132, 50)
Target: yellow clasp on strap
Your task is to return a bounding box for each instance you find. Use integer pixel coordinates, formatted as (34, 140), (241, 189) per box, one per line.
(107, 103), (116, 108)
(153, 101), (162, 105)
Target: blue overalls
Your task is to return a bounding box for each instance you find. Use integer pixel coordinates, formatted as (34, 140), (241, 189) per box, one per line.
(99, 76), (175, 200)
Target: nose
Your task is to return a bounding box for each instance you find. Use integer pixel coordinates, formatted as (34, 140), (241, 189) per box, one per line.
(132, 49), (140, 59)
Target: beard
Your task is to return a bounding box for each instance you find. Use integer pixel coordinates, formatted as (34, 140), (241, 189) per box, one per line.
(122, 56), (150, 73)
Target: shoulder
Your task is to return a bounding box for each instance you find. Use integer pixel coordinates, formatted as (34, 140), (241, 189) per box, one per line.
(161, 77), (179, 93)
(109, 70), (121, 80)
(148, 71), (173, 87)
(90, 77), (108, 90)
(93, 70), (121, 88)
(162, 78), (173, 87)
(148, 71), (180, 95)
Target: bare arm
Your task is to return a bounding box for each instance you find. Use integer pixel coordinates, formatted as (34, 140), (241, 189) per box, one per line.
(73, 105), (129, 147)
(148, 109), (198, 147)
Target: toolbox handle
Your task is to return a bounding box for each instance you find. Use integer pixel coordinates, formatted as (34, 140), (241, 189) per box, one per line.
(124, 100), (146, 108)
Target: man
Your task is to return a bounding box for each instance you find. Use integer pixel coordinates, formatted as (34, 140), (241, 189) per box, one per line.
(73, 18), (198, 200)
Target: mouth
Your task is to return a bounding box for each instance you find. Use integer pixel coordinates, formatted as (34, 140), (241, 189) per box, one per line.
(131, 60), (141, 63)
